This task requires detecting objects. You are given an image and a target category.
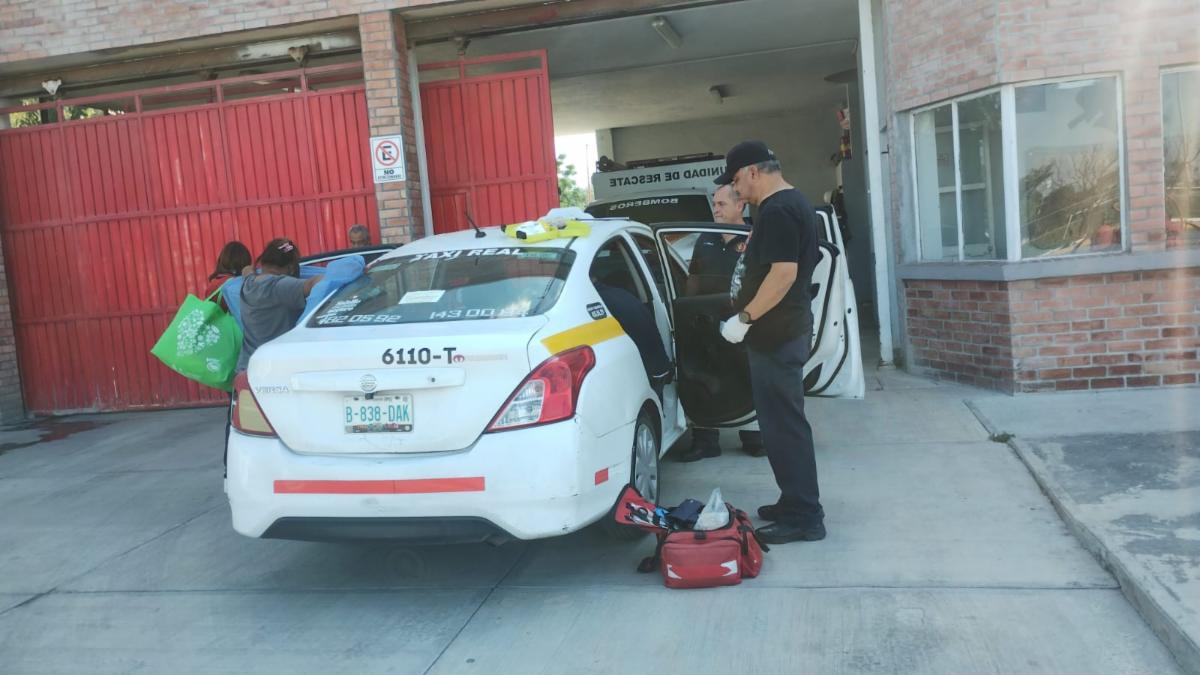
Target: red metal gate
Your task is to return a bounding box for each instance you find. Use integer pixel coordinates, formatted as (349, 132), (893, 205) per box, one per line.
(0, 65), (378, 413)
(419, 51), (558, 234)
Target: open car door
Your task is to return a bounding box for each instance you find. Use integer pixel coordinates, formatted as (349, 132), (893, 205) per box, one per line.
(807, 208), (865, 398)
(654, 222), (756, 428)
(653, 216), (863, 420)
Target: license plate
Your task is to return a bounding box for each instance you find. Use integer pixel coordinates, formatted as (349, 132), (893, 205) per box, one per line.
(343, 395), (413, 433)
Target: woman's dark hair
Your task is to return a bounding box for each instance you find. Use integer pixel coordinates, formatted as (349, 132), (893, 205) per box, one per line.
(257, 238), (302, 275)
(209, 241), (252, 281)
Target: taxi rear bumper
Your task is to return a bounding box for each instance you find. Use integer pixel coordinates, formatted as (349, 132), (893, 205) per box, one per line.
(225, 416), (636, 541)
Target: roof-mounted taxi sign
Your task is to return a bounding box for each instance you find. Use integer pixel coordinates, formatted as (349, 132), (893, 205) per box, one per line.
(503, 207), (593, 242)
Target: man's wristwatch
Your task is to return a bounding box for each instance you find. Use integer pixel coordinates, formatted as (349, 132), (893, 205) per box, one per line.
(738, 310), (754, 324)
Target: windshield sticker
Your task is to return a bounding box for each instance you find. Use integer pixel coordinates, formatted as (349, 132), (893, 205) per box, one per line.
(399, 290), (446, 305)
(316, 314), (404, 325)
(325, 299), (363, 314)
(428, 307), (529, 320)
(409, 247), (538, 262)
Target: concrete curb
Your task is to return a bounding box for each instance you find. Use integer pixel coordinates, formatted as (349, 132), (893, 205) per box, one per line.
(964, 399), (1200, 675)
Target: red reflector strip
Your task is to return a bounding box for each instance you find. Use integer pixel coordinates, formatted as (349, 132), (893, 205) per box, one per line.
(594, 468), (609, 485)
(394, 477), (485, 493)
(274, 477), (486, 494)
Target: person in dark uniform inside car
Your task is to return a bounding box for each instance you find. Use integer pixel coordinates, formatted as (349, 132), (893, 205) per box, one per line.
(677, 183), (765, 462)
(591, 274), (672, 401)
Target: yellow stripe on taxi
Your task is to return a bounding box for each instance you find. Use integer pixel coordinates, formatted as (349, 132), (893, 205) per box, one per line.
(540, 316), (625, 354)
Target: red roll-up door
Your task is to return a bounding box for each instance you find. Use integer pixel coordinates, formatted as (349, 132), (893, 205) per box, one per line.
(0, 66), (378, 413)
(419, 51), (558, 234)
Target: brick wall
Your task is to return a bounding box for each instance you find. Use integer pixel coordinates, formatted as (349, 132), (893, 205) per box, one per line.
(887, 0), (1200, 112)
(359, 10), (423, 244)
(905, 280), (1016, 391)
(904, 268), (1200, 393)
(0, 1), (461, 64)
(883, 0), (999, 110)
(890, 0), (1200, 393)
(1009, 269), (1200, 392)
(886, 0), (1200, 254)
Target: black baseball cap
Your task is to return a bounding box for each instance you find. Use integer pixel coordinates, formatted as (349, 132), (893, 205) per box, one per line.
(714, 140), (777, 185)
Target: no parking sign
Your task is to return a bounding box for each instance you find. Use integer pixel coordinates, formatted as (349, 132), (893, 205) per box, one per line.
(370, 135), (406, 183)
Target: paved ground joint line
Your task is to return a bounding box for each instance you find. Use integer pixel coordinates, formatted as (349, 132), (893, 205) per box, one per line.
(421, 541), (535, 675)
(963, 398), (1198, 675)
(491, 582), (1120, 592)
(33, 581), (1122, 596)
(0, 503), (225, 618)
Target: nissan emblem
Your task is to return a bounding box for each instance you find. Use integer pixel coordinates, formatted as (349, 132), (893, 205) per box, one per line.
(360, 374), (377, 393)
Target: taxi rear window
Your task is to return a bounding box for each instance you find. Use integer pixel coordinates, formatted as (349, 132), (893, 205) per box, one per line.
(309, 247), (574, 327)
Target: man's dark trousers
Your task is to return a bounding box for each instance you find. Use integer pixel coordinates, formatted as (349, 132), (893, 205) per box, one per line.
(746, 332), (823, 525)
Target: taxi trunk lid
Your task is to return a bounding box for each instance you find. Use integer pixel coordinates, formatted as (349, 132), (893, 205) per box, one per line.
(247, 318), (545, 454)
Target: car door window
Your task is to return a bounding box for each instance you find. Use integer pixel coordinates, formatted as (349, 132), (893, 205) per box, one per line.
(591, 237), (650, 303)
(629, 233), (668, 303)
(678, 233), (749, 299)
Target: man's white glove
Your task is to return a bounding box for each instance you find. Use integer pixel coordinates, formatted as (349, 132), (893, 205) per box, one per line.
(720, 315), (751, 344)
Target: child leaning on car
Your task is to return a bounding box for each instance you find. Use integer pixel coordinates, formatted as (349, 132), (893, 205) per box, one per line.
(236, 238), (323, 372)
(203, 241), (251, 312)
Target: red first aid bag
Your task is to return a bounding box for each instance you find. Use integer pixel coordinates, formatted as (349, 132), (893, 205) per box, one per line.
(658, 506), (766, 589)
(612, 485), (769, 589)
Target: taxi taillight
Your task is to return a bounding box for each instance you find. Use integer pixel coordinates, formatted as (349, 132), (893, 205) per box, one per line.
(232, 372), (277, 437)
(487, 346), (596, 432)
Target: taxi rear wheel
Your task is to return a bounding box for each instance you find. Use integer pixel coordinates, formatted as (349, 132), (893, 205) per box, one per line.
(602, 408), (659, 541)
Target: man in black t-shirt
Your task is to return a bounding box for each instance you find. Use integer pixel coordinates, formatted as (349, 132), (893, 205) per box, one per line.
(677, 183), (765, 462)
(715, 140), (825, 545)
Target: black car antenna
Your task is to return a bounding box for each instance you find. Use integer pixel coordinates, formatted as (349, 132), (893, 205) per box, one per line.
(465, 210), (486, 238)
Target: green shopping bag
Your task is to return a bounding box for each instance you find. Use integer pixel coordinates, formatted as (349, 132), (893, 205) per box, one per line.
(150, 289), (243, 391)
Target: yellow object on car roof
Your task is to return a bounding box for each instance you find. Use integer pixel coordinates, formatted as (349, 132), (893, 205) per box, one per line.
(503, 218), (591, 242)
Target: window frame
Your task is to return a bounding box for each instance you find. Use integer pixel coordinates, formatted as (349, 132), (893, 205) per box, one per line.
(591, 235), (653, 306)
(628, 231), (669, 304)
(909, 74), (1127, 262)
(1161, 64), (1200, 247)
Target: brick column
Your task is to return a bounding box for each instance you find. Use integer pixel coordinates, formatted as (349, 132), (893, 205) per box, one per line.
(0, 97), (24, 418)
(359, 10), (425, 244)
(0, 246), (25, 422)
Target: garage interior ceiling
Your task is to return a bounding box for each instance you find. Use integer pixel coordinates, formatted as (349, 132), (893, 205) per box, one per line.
(415, 0), (859, 134)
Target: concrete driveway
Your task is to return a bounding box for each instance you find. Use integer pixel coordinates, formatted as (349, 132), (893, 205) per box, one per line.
(0, 368), (1181, 674)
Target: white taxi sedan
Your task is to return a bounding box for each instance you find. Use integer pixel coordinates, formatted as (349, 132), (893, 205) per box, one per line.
(226, 213), (863, 544)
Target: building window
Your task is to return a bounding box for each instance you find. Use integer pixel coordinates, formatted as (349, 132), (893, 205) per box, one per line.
(911, 77), (1124, 261)
(1016, 78), (1121, 257)
(1163, 68), (1200, 248)
(957, 94), (1006, 259)
(914, 104), (958, 261)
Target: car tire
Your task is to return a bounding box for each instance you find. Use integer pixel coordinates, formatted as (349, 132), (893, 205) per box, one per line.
(602, 408), (660, 541)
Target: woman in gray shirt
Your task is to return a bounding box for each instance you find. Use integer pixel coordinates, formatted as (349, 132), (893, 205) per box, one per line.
(237, 238), (323, 372)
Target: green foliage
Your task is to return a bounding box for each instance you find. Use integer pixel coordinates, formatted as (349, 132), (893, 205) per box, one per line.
(557, 154), (588, 208)
(8, 99), (113, 128)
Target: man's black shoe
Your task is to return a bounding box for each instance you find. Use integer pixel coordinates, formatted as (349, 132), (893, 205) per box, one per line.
(741, 444), (768, 458)
(757, 503), (782, 521)
(755, 521), (826, 544)
(677, 444), (721, 463)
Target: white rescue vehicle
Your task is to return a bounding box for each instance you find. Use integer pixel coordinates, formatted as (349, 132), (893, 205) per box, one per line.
(585, 154), (724, 226)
